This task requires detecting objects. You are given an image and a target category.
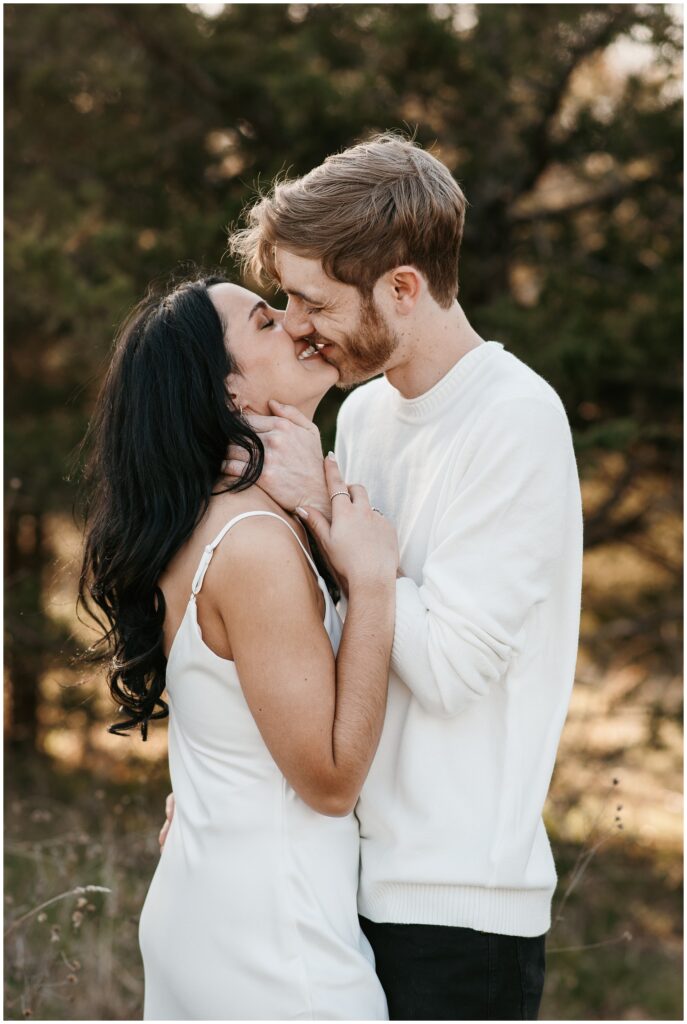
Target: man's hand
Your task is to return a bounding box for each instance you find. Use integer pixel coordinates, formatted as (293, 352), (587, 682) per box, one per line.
(223, 400), (332, 520)
(158, 791), (175, 853)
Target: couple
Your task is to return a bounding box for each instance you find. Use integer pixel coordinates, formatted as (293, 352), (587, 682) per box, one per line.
(80, 134), (583, 1021)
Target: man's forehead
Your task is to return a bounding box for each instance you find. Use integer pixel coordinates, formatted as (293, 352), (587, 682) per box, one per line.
(274, 248), (331, 297)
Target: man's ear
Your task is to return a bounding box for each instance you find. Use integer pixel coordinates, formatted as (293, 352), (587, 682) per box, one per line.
(385, 266), (423, 315)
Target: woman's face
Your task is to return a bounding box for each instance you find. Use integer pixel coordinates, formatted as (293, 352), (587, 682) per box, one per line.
(208, 283), (339, 417)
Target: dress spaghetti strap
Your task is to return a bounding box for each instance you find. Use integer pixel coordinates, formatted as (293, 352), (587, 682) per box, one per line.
(191, 510), (320, 597)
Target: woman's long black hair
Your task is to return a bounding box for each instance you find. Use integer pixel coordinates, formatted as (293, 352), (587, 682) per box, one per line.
(78, 273), (263, 740)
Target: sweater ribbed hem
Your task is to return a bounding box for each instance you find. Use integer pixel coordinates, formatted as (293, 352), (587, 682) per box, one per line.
(358, 883), (552, 938)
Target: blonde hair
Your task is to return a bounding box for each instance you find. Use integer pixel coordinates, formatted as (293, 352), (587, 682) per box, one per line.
(230, 132), (467, 309)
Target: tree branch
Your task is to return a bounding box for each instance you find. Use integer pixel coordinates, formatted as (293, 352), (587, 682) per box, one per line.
(514, 7), (635, 198)
(508, 177), (640, 224)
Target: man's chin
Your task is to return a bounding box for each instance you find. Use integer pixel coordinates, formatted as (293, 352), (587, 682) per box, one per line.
(334, 378), (359, 392)
(334, 365), (384, 389)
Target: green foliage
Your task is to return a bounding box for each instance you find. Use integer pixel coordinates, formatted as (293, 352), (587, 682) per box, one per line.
(5, 0), (682, 747)
(6, 4), (682, 498)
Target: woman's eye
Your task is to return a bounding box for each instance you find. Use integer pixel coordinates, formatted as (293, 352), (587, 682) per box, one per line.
(260, 317), (275, 330)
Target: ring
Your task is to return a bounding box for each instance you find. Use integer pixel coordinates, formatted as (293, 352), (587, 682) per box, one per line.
(330, 490), (351, 502)
(372, 507), (383, 515)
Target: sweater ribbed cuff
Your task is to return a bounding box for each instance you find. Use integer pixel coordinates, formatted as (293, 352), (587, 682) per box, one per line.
(358, 882), (553, 938)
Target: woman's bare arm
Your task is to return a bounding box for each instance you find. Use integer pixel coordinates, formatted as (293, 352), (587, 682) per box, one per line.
(203, 512), (394, 816)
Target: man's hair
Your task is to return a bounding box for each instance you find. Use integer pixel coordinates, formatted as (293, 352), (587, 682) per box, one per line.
(229, 132), (467, 309)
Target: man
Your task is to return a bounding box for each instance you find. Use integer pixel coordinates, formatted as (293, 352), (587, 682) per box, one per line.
(160, 134), (583, 1020)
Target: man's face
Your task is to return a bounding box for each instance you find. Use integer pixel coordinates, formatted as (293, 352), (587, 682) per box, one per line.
(275, 249), (401, 388)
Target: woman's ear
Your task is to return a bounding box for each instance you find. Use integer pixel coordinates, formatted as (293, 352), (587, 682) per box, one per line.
(227, 381), (243, 415)
(227, 371), (241, 405)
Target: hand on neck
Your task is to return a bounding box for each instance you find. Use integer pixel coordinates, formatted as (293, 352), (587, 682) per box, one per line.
(242, 398), (318, 423)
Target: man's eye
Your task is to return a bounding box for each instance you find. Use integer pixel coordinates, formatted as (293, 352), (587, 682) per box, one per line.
(306, 307), (322, 316)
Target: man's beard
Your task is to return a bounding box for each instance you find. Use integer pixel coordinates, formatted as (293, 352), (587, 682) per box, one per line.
(320, 296), (401, 388)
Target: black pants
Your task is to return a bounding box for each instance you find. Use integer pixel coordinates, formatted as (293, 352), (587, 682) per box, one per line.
(359, 916), (546, 1021)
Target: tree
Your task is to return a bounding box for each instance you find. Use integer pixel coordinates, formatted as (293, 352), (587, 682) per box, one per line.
(4, 3), (682, 751)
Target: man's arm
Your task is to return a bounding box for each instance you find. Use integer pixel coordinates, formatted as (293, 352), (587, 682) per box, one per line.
(391, 396), (583, 718)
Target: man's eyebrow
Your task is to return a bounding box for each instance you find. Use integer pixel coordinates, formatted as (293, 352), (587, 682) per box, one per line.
(281, 287), (322, 306)
(248, 300), (268, 321)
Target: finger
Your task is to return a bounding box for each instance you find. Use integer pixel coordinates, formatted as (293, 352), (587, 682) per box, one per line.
(165, 792), (175, 819)
(159, 820), (169, 849)
(221, 460), (250, 477)
(244, 413), (279, 434)
(324, 453), (347, 497)
(267, 399), (316, 430)
(297, 505), (330, 545)
(348, 483), (370, 506)
(225, 446), (249, 463)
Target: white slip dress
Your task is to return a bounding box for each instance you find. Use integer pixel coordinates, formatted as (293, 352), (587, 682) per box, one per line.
(138, 510), (388, 1021)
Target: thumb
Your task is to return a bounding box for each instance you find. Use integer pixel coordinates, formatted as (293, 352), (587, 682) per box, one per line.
(268, 399), (314, 430)
(297, 505), (330, 545)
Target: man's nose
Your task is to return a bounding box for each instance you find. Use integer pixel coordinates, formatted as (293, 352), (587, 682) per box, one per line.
(284, 300), (314, 340)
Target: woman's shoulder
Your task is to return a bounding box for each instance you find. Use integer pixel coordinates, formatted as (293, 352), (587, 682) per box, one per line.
(159, 483), (304, 610)
(195, 481), (326, 624)
(202, 486), (322, 609)
(203, 482), (309, 567)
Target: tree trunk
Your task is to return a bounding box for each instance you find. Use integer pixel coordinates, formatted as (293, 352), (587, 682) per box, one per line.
(4, 497), (47, 753)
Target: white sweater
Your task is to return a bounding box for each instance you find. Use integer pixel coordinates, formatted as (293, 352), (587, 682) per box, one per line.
(335, 340), (583, 938)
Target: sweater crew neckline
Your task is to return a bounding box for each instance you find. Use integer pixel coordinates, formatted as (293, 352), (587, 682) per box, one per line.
(392, 340), (504, 422)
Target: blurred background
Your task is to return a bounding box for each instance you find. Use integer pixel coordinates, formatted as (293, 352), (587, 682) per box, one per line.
(4, 3), (683, 1019)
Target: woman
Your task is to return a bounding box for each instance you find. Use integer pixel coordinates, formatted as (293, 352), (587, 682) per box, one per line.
(79, 274), (398, 1020)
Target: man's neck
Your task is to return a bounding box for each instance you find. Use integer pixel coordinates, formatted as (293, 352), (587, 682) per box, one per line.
(385, 301), (485, 400)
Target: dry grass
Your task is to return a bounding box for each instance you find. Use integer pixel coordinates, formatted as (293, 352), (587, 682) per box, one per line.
(4, 457), (683, 1020)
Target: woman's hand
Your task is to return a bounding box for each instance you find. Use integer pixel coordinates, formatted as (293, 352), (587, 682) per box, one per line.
(297, 455), (399, 593)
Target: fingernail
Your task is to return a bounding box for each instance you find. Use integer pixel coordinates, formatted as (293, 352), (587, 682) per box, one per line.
(296, 506), (309, 518)
(327, 451), (336, 460)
